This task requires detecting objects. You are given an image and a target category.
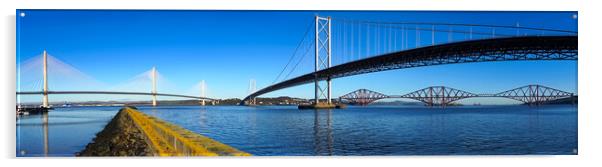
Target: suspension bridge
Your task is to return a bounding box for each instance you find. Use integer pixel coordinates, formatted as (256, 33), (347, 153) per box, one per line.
(241, 16), (577, 108)
(16, 15), (578, 110)
(339, 85), (575, 106)
(16, 50), (214, 109)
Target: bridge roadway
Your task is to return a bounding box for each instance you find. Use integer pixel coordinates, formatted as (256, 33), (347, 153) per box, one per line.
(16, 91), (214, 101)
(241, 36), (578, 103)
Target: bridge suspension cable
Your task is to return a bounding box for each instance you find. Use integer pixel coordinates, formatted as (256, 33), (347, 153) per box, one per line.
(272, 18), (576, 80)
(330, 18), (577, 34)
(325, 17), (578, 66)
(272, 19), (314, 84)
(243, 16), (577, 105)
(282, 37), (315, 81)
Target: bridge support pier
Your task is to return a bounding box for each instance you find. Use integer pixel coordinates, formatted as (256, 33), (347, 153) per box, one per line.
(327, 77), (332, 104)
(314, 77), (319, 104)
(571, 93), (576, 105)
(152, 96), (157, 106)
(200, 80), (206, 106)
(151, 67), (157, 106)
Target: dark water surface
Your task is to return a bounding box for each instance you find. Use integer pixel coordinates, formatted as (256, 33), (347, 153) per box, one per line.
(16, 105), (577, 156)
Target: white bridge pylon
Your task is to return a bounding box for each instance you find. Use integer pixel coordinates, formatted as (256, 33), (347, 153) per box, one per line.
(200, 80), (206, 106)
(42, 50), (49, 108)
(26, 50), (212, 107)
(151, 66), (158, 106)
(248, 79), (257, 105)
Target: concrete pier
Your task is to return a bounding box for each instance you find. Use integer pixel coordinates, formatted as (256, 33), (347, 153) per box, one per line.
(79, 106), (250, 156)
(298, 102), (346, 110)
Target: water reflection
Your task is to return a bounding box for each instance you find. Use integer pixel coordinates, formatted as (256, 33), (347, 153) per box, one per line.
(16, 112), (50, 156)
(313, 109), (333, 155)
(16, 106), (119, 157)
(18, 105), (576, 156)
(198, 107), (207, 128)
(42, 112), (49, 156)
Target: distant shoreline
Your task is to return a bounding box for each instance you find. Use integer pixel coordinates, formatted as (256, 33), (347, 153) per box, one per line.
(17, 95), (577, 107)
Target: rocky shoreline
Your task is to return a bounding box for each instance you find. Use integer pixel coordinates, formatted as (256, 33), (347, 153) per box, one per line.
(77, 108), (153, 156)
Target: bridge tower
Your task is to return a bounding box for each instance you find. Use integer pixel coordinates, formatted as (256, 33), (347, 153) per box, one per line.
(200, 80), (206, 106)
(248, 79), (257, 105)
(42, 50), (49, 108)
(151, 67), (157, 106)
(314, 16), (332, 104)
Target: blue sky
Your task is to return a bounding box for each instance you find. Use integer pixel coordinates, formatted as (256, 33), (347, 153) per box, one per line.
(16, 10), (577, 104)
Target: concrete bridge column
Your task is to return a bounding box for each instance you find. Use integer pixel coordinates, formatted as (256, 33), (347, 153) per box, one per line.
(42, 50), (49, 108)
(200, 80), (206, 106)
(152, 67), (157, 106)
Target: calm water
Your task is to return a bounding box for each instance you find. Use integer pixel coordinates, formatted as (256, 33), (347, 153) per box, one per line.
(140, 105), (577, 155)
(16, 105), (577, 156)
(16, 106), (120, 157)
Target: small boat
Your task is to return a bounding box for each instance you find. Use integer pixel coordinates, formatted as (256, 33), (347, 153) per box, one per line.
(61, 102), (72, 107)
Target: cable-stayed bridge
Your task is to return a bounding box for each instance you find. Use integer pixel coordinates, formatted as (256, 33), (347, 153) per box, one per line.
(242, 16), (577, 107)
(16, 50), (213, 108)
(16, 91), (213, 101)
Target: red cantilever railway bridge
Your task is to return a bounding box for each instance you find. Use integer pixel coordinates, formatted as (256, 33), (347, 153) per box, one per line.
(339, 85), (575, 106)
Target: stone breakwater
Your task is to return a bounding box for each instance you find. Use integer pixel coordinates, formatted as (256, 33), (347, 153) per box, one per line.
(77, 108), (153, 156)
(78, 106), (251, 156)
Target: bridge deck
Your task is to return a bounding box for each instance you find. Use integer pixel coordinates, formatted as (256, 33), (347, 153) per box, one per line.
(16, 91), (214, 101)
(243, 36), (577, 103)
